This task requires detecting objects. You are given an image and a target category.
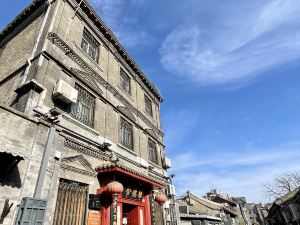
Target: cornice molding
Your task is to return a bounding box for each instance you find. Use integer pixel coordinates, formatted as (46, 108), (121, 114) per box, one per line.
(64, 136), (110, 160)
(61, 154), (97, 177)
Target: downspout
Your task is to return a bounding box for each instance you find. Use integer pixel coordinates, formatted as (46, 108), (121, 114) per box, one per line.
(22, 0), (52, 85)
(34, 123), (56, 198)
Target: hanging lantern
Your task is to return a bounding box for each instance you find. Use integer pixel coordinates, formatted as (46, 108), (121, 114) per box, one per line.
(106, 181), (124, 195)
(155, 194), (168, 204)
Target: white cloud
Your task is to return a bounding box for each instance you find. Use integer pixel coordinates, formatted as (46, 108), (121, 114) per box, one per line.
(159, 0), (300, 86)
(162, 109), (199, 150)
(90, 0), (153, 49)
(171, 148), (300, 202)
(171, 148), (300, 171)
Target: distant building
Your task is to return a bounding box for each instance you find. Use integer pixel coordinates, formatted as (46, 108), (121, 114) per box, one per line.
(175, 191), (241, 225)
(205, 190), (239, 225)
(266, 187), (300, 225)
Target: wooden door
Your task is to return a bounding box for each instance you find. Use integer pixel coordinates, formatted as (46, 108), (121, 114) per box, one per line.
(53, 179), (88, 225)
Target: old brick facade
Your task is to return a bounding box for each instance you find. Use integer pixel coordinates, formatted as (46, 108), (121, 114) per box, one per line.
(0, 1), (172, 225)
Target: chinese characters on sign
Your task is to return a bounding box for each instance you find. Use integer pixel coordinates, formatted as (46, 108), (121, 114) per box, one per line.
(122, 186), (144, 201)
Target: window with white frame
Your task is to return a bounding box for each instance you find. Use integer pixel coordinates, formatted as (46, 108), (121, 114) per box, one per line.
(120, 117), (133, 150)
(81, 28), (99, 62)
(148, 138), (158, 164)
(120, 69), (131, 94)
(144, 95), (153, 117)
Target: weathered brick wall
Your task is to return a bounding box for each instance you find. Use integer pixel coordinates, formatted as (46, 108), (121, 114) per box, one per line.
(0, 14), (43, 80)
(0, 106), (57, 225)
(0, 68), (24, 107)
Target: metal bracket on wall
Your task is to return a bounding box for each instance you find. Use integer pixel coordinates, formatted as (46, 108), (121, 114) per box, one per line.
(0, 199), (13, 224)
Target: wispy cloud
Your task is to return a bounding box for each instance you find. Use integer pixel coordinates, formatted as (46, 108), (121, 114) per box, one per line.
(171, 148), (300, 202)
(171, 148), (300, 171)
(90, 0), (153, 49)
(162, 109), (199, 150)
(159, 0), (300, 87)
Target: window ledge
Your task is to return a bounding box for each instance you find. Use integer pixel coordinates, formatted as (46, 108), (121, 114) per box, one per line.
(117, 143), (137, 156)
(117, 85), (134, 102)
(148, 160), (161, 169)
(74, 44), (103, 73)
(61, 114), (100, 136)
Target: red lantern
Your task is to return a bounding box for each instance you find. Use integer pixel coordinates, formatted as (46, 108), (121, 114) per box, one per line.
(106, 181), (124, 195)
(155, 194), (168, 204)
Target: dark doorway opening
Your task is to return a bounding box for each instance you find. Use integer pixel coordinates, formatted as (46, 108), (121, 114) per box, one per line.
(122, 203), (139, 225)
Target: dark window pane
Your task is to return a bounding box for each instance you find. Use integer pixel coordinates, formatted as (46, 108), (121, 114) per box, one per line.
(120, 117), (133, 150)
(145, 95), (153, 117)
(70, 84), (95, 127)
(81, 28), (99, 62)
(120, 69), (131, 94)
(148, 139), (158, 164)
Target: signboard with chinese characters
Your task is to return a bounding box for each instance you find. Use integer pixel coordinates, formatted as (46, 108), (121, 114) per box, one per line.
(122, 186), (144, 201)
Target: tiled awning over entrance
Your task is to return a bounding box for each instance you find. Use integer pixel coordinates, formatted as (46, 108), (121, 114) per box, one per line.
(95, 162), (166, 188)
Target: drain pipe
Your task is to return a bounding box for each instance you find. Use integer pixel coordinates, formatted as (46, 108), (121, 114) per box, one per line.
(34, 108), (60, 198)
(22, 0), (52, 85)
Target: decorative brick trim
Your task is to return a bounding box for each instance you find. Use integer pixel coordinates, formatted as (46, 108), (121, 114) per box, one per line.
(60, 164), (97, 177)
(64, 136), (110, 160)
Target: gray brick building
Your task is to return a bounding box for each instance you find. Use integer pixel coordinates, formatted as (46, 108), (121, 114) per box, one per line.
(0, 1), (174, 225)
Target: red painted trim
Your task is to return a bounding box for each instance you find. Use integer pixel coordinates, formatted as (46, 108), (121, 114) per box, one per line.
(117, 198), (145, 206)
(96, 167), (165, 188)
(145, 194), (151, 225)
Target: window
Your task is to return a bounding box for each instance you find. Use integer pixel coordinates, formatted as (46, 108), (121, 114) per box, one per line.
(120, 117), (133, 150)
(148, 138), (158, 164)
(120, 69), (131, 94)
(81, 28), (99, 62)
(70, 84), (95, 127)
(144, 95), (153, 116)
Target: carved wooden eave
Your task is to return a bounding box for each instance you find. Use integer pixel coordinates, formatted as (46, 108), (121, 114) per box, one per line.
(61, 154), (97, 177)
(117, 106), (136, 122)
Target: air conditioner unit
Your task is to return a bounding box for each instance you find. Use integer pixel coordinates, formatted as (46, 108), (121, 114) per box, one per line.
(52, 80), (78, 104)
(166, 184), (176, 196)
(162, 157), (171, 169)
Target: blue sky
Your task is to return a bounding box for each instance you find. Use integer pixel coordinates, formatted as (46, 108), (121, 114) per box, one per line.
(1, 0), (300, 203)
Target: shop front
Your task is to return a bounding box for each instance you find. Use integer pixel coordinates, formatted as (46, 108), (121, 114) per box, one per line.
(95, 164), (167, 225)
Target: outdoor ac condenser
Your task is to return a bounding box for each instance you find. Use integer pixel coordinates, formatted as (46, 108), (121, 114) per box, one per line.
(53, 80), (78, 104)
(162, 157), (172, 169)
(166, 184), (176, 196)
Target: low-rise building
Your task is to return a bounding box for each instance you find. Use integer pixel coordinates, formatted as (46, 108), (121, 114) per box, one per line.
(266, 187), (300, 225)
